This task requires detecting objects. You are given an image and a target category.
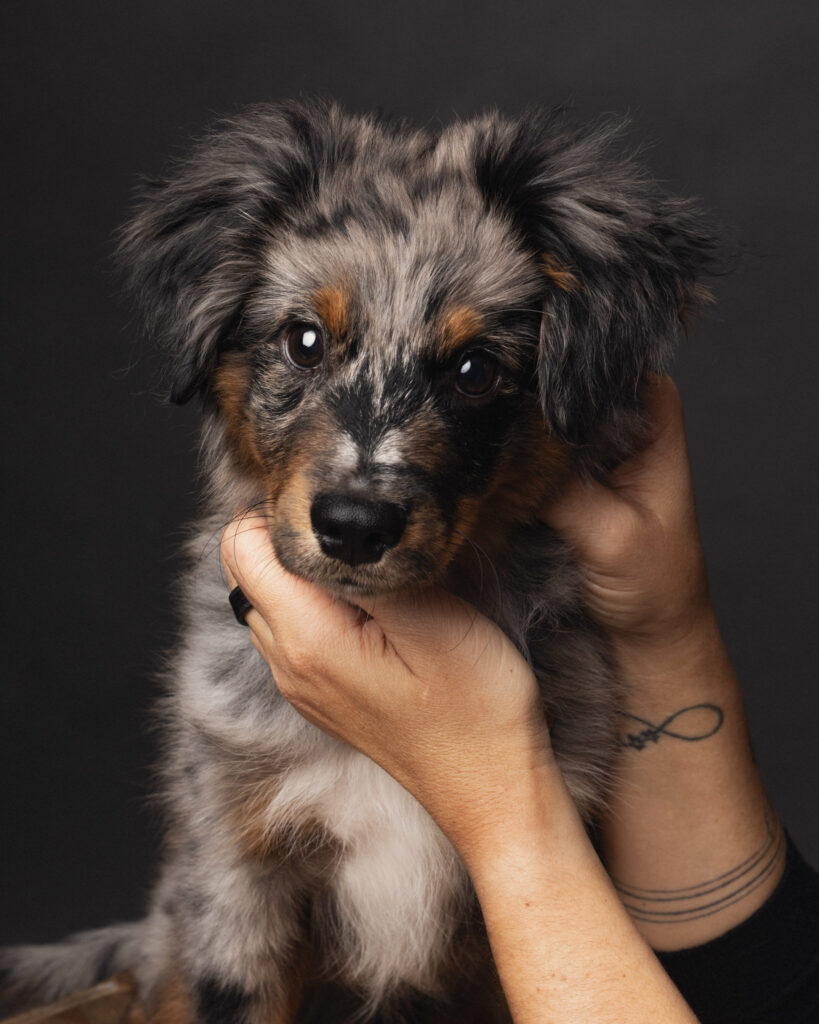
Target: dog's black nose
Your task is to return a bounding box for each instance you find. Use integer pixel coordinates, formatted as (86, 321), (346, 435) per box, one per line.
(311, 493), (407, 566)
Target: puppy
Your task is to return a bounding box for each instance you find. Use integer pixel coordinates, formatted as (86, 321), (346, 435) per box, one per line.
(2, 99), (715, 1023)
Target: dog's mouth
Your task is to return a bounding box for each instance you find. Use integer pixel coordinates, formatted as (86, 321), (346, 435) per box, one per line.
(273, 536), (442, 597)
(324, 575), (394, 598)
(268, 514), (451, 598)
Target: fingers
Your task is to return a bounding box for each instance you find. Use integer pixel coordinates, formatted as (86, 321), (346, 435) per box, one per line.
(640, 373), (685, 449)
(220, 547), (275, 656)
(219, 513), (362, 665)
(542, 472), (624, 540)
(221, 510), (293, 609)
(611, 375), (695, 513)
(612, 374), (689, 483)
(542, 374), (691, 524)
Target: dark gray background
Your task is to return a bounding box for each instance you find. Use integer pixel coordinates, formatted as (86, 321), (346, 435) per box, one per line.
(1, 0), (817, 943)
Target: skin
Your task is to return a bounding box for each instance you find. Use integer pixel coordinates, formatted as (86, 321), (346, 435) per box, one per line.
(220, 375), (781, 1022)
(545, 376), (784, 951)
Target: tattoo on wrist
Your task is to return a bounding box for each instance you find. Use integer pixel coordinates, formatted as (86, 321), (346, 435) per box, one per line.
(620, 703), (724, 751)
(614, 814), (784, 925)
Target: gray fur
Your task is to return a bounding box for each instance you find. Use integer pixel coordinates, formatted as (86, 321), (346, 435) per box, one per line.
(0, 923), (143, 1010)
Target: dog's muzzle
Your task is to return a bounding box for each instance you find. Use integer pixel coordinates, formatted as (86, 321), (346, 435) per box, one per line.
(310, 492), (407, 566)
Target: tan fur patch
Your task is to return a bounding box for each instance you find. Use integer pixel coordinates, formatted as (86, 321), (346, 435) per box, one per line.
(226, 758), (339, 867)
(232, 779), (282, 860)
(261, 404), (378, 584)
(396, 412), (449, 475)
(469, 409), (573, 558)
(233, 785), (331, 862)
(399, 500), (448, 562)
(440, 306), (484, 355)
(313, 285), (349, 341)
(268, 465), (316, 563)
(268, 940), (313, 1024)
(146, 971), (192, 1024)
(541, 254), (579, 292)
(212, 354), (265, 478)
(445, 495), (483, 561)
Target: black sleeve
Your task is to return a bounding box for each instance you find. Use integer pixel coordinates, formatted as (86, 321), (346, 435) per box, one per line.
(657, 835), (819, 1023)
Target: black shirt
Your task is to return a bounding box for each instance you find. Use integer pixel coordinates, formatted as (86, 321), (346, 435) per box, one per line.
(658, 837), (819, 1023)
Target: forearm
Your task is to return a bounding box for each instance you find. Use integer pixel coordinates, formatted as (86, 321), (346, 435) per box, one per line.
(601, 609), (785, 951)
(456, 764), (698, 1024)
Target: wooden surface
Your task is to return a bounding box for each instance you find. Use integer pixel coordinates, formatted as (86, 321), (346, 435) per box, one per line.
(1, 976), (145, 1024)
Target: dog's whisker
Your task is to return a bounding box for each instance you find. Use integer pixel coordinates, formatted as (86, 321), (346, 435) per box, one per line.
(451, 527), (503, 621)
(195, 497), (272, 566)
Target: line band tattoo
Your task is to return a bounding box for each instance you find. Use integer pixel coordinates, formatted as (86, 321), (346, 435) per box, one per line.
(614, 814), (785, 925)
(620, 703), (724, 751)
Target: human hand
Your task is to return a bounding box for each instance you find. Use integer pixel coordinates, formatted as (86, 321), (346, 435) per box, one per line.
(548, 377), (785, 953)
(220, 515), (556, 852)
(542, 375), (714, 655)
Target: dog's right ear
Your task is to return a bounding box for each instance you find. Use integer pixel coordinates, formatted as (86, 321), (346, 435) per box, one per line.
(473, 109), (717, 465)
(118, 99), (336, 404)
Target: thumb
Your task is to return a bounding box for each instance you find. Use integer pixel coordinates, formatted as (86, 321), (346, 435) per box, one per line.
(220, 511), (362, 641)
(542, 473), (625, 551)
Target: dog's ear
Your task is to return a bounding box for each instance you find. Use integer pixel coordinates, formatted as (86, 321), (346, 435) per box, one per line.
(118, 99), (339, 404)
(474, 111), (717, 457)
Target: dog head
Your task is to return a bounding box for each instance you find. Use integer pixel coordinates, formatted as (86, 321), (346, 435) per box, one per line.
(120, 99), (715, 595)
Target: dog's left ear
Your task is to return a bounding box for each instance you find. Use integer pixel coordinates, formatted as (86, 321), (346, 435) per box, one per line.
(475, 111), (717, 458)
(117, 99), (339, 404)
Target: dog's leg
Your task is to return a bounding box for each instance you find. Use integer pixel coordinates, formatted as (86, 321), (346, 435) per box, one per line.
(138, 850), (319, 1024)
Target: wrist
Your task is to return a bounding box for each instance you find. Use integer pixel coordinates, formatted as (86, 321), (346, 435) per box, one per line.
(608, 604), (736, 705)
(450, 757), (588, 882)
(599, 600), (780, 951)
(459, 761), (700, 1023)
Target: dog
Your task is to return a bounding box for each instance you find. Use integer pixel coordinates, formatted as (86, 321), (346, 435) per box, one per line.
(1, 98), (715, 1023)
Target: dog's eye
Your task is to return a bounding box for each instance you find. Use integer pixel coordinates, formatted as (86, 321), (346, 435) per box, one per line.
(283, 324), (325, 369)
(455, 350), (498, 397)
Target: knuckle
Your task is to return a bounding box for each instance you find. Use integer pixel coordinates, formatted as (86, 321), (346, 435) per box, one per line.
(280, 642), (319, 681)
(274, 667), (317, 716)
(274, 671), (298, 701)
(219, 523), (237, 569)
(225, 523), (266, 590)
